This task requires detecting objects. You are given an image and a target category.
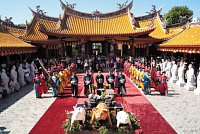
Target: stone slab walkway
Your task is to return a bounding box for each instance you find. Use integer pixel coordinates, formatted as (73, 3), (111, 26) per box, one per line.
(136, 81), (200, 134)
(0, 84), (56, 134)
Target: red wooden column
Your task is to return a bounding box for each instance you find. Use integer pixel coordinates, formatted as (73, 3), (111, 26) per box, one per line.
(130, 44), (135, 57)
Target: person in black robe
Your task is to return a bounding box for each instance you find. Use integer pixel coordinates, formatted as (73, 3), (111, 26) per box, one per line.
(106, 70), (115, 89)
(96, 71), (104, 89)
(83, 70), (92, 97)
(118, 70), (126, 95)
(70, 72), (79, 97)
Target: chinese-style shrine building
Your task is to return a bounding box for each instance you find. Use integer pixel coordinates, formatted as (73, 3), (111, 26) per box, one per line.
(1, 0), (199, 61)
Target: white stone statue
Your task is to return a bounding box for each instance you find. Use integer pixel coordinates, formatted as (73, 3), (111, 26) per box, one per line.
(161, 59), (167, 72)
(165, 60), (172, 79)
(194, 68), (200, 95)
(184, 64), (196, 91)
(176, 62), (186, 87)
(24, 64), (32, 83)
(1, 69), (11, 94)
(11, 65), (18, 83)
(170, 61), (178, 83)
(25, 63), (31, 73)
(30, 61), (38, 78)
(10, 65), (20, 91)
(18, 63), (26, 86)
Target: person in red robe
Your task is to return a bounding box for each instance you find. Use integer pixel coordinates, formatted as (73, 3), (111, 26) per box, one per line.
(160, 71), (168, 96)
(40, 72), (48, 94)
(33, 73), (43, 98)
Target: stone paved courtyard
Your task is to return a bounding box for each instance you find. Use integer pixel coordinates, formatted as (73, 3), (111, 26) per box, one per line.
(138, 82), (200, 134)
(0, 84), (56, 134)
(0, 81), (200, 134)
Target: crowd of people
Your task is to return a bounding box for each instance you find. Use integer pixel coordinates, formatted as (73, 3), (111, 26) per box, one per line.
(0, 54), (199, 99)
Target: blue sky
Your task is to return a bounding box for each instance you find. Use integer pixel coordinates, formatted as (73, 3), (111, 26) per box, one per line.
(0, 0), (199, 24)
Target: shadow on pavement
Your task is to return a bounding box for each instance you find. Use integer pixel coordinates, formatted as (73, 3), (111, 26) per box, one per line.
(0, 84), (33, 113)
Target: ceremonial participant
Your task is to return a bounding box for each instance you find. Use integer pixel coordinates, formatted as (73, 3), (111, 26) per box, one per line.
(123, 61), (128, 75)
(70, 72), (78, 97)
(33, 73), (43, 98)
(129, 63), (134, 80)
(139, 68), (145, 89)
(51, 72), (60, 97)
(58, 69), (65, 93)
(40, 71), (48, 94)
(118, 70), (126, 95)
(96, 71), (104, 89)
(63, 68), (71, 87)
(143, 70), (150, 95)
(89, 70), (95, 94)
(160, 71), (168, 96)
(84, 70), (92, 97)
(106, 70), (115, 89)
(114, 69), (119, 88)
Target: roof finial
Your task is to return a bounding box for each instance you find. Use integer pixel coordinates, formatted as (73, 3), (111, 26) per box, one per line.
(146, 5), (157, 15)
(36, 5), (47, 16)
(28, 6), (37, 16)
(117, 0), (128, 9)
(4, 16), (14, 26)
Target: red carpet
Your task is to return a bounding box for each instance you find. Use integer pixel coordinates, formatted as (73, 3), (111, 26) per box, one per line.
(115, 75), (176, 134)
(29, 73), (176, 134)
(29, 74), (85, 134)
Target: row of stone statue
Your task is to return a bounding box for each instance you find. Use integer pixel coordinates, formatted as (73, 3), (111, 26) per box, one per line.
(157, 59), (200, 95)
(0, 61), (38, 99)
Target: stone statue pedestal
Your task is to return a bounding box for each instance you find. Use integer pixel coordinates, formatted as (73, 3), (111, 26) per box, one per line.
(194, 88), (200, 95)
(176, 81), (185, 87)
(184, 84), (195, 91)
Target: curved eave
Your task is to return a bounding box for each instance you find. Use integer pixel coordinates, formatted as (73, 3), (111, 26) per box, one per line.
(19, 37), (61, 44)
(28, 7), (59, 22)
(159, 44), (200, 48)
(135, 9), (162, 21)
(39, 26), (155, 38)
(60, 0), (133, 19)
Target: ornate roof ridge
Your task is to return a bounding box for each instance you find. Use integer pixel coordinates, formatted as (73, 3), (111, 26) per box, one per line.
(166, 17), (192, 28)
(135, 9), (161, 21)
(28, 7), (59, 22)
(60, 0), (133, 19)
(0, 19), (26, 30)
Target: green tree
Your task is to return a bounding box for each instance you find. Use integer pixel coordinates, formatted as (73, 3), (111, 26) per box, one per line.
(164, 6), (193, 25)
